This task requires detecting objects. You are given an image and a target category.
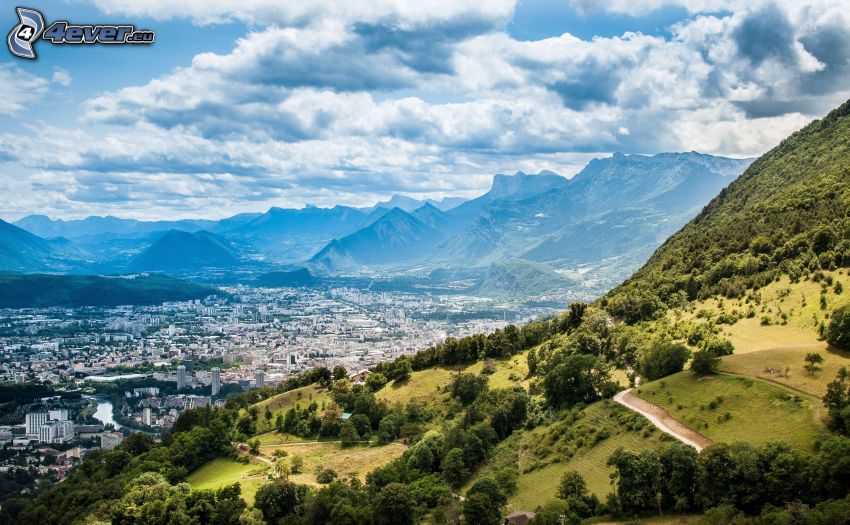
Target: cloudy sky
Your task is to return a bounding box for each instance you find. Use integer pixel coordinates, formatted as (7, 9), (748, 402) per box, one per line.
(1, 0), (849, 220)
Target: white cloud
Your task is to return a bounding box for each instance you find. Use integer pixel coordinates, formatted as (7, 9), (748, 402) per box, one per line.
(90, 0), (516, 27)
(0, 63), (51, 116)
(51, 68), (72, 86)
(2, 0), (850, 219)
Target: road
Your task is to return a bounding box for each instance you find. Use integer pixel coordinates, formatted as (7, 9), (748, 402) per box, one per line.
(613, 389), (714, 451)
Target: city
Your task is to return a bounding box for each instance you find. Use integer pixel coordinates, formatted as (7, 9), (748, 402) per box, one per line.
(0, 283), (556, 495)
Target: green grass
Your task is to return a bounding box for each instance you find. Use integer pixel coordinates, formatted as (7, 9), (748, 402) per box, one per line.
(635, 372), (826, 451)
(250, 384), (332, 433)
(463, 352), (530, 390)
(721, 345), (850, 398)
(258, 442), (407, 486)
(375, 367), (455, 406)
(186, 458), (268, 505)
(468, 400), (671, 512)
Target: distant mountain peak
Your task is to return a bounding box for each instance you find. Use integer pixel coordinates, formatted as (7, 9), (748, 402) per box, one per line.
(488, 170), (568, 200)
(129, 229), (236, 272)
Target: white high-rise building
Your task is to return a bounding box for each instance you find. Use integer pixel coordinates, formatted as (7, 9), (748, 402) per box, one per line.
(255, 369), (264, 389)
(48, 409), (69, 421)
(26, 412), (48, 435)
(177, 365), (187, 391)
(211, 367), (221, 396)
(38, 421), (58, 443)
(143, 407), (152, 426)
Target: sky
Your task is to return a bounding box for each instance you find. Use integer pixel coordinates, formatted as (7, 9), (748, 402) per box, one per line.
(1, 0), (849, 221)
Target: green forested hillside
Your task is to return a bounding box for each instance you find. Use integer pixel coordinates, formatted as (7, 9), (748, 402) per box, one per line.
(603, 100), (850, 323)
(0, 273), (221, 307)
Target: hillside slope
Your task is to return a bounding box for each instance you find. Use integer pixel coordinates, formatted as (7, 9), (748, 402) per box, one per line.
(604, 100), (850, 322)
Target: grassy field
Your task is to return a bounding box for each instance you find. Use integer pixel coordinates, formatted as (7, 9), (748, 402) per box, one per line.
(375, 367), (455, 406)
(250, 384), (332, 433)
(258, 442), (407, 486)
(463, 353), (530, 389)
(375, 352), (531, 412)
(720, 345), (850, 397)
(674, 272), (850, 356)
(464, 400), (671, 512)
(186, 458), (268, 505)
(635, 372), (826, 450)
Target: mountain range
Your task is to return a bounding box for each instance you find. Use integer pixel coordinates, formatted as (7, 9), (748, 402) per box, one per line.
(2, 151), (752, 296)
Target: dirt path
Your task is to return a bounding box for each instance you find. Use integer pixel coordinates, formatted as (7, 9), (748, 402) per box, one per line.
(613, 389), (714, 451)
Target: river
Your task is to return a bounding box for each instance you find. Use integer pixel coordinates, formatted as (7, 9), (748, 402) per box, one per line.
(83, 395), (123, 430)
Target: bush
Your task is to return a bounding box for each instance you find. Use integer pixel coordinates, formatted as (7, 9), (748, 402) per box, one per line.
(315, 468), (338, 484)
(639, 340), (691, 381)
(691, 350), (721, 376)
(701, 337), (734, 356)
(827, 305), (850, 350)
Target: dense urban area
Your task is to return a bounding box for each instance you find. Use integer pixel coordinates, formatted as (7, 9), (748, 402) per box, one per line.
(0, 284), (552, 498)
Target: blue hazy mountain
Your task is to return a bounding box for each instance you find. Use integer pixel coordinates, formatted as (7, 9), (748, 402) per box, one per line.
(426, 153), (753, 286)
(15, 215), (213, 239)
(471, 259), (579, 297)
(310, 207), (447, 271)
(0, 219), (57, 272)
(6, 151), (752, 284)
(0, 219), (93, 272)
(228, 205), (374, 263)
(370, 194), (467, 213)
(129, 230), (238, 271)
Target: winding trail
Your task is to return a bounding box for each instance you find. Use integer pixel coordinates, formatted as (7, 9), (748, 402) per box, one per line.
(613, 389), (714, 451)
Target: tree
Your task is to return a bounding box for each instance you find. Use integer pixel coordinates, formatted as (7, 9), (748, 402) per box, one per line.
(333, 365), (348, 381)
(823, 367), (850, 434)
(239, 508), (266, 525)
(557, 471), (587, 501)
(377, 415), (400, 444)
(339, 421), (359, 447)
(441, 448), (468, 488)
(805, 352), (824, 375)
(690, 349), (720, 376)
(449, 373), (488, 404)
(701, 337), (735, 356)
(254, 480), (300, 522)
(366, 373), (388, 392)
(462, 493), (502, 525)
(640, 339), (691, 381)
(349, 413), (372, 438)
(827, 305), (850, 350)
(543, 354), (609, 408)
(531, 500), (581, 525)
(249, 439), (260, 455)
(373, 483), (414, 525)
(468, 478), (507, 507)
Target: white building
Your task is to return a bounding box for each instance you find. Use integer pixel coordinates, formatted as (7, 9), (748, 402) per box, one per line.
(25, 412), (48, 435)
(143, 407), (152, 427)
(48, 409), (69, 421)
(36, 417), (74, 444)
